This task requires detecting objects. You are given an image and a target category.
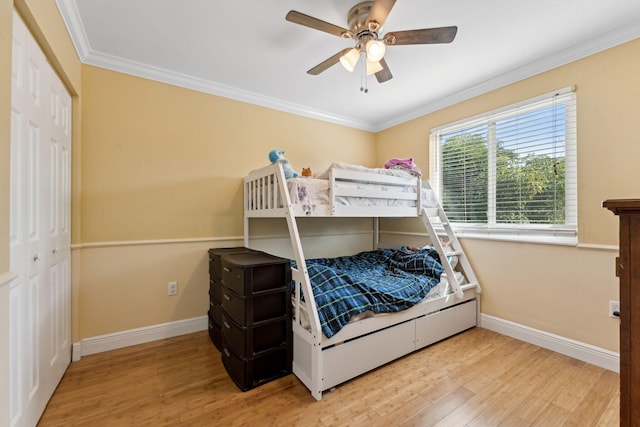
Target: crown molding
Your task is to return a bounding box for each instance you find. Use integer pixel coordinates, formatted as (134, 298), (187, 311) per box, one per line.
(55, 0), (91, 58)
(55, 0), (639, 133)
(375, 25), (640, 132)
(82, 50), (377, 132)
(54, 0), (375, 131)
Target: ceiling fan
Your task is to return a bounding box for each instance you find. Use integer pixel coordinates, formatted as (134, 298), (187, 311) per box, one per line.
(286, 0), (458, 84)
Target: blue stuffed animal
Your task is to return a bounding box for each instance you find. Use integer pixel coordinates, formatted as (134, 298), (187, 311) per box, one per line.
(269, 149), (298, 178)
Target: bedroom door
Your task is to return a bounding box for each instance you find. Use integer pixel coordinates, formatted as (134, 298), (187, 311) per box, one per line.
(9, 11), (72, 427)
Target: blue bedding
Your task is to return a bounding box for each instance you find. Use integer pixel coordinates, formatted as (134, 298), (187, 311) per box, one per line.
(295, 247), (444, 338)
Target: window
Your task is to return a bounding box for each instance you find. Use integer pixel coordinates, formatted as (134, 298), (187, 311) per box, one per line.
(429, 87), (577, 244)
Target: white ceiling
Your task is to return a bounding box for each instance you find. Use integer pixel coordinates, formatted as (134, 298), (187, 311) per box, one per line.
(56, 0), (640, 132)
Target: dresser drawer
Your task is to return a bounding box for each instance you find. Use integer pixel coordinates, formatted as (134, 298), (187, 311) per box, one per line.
(221, 286), (288, 326)
(207, 314), (222, 352)
(209, 290), (223, 328)
(221, 338), (291, 392)
(209, 278), (222, 304)
(221, 311), (290, 357)
(209, 247), (257, 280)
(221, 252), (290, 297)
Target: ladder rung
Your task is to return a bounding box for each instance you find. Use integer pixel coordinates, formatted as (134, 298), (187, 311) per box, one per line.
(460, 282), (479, 292)
(430, 221), (449, 227)
(420, 203), (480, 295)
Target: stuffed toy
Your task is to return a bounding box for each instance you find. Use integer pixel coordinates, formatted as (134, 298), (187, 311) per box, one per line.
(268, 149), (298, 179)
(301, 167), (312, 177)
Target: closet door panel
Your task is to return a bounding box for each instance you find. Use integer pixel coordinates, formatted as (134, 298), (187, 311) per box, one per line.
(46, 61), (72, 377)
(10, 11), (72, 426)
(9, 33), (25, 425)
(11, 24), (49, 425)
(8, 280), (23, 425)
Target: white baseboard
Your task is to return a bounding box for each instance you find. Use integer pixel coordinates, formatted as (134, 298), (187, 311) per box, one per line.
(481, 314), (619, 373)
(72, 316), (208, 361)
(71, 313), (619, 374)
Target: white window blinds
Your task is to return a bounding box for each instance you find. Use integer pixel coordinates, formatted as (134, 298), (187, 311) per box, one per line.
(429, 87), (577, 243)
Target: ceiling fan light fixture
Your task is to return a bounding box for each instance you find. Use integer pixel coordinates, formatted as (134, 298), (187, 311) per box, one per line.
(287, 1), (458, 84)
(366, 59), (383, 75)
(365, 39), (386, 62)
(339, 48), (360, 72)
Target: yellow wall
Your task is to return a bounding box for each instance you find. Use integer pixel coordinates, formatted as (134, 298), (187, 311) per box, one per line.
(81, 65), (375, 242)
(377, 38), (640, 351)
(77, 64), (376, 338)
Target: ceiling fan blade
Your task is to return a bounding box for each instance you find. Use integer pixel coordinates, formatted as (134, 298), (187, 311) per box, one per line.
(385, 26), (458, 45)
(286, 11), (353, 38)
(375, 58), (393, 83)
(366, 0), (397, 31)
(307, 48), (353, 75)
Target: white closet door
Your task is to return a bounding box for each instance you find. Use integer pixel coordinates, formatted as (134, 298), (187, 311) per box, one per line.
(10, 11), (72, 427)
(45, 50), (72, 385)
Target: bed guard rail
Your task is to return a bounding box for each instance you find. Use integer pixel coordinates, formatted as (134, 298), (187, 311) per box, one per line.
(244, 163), (288, 216)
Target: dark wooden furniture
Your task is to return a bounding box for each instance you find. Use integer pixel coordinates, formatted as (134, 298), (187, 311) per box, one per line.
(603, 199), (640, 426)
(208, 247), (257, 351)
(219, 251), (292, 391)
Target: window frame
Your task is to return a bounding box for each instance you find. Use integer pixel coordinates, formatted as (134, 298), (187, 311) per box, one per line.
(429, 87), (577, 246)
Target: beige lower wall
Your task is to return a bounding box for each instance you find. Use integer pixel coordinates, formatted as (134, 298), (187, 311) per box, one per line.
(380, 230), (619, 352)
(75, 228), (375, 340)
(465, 240), (619, 351)
(75, 240), (226, 339)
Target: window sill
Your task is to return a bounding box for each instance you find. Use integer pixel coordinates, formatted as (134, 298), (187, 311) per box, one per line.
(447, 225), (577, 246)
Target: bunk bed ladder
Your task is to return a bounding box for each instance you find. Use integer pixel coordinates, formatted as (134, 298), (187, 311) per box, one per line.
(274, 163), (325, 401)
(420, 183), (481, 299)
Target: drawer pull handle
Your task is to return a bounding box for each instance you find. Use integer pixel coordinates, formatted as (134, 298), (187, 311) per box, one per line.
(224, 348), (230, 357)
(223, 267), (231, 273)
(223, 294), (231, 301)
(223, 321), (231, 329)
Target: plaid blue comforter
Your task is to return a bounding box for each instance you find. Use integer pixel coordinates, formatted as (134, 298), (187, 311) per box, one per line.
(296, 247), (443, 338)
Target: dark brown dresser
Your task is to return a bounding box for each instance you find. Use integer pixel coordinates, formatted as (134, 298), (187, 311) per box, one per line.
(603, 199), (640, 426)
(207, 247), (257, 351)
(218, 251), (292, 391)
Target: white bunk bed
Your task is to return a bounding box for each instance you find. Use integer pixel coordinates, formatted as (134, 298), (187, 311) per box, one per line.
(243, 161), (481, 400)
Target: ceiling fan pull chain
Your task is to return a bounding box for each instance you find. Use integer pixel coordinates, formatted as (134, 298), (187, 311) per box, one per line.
(360, 55), (368, 93)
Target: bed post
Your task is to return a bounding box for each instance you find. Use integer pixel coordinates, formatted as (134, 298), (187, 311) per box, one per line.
(373, 217), (379, 250)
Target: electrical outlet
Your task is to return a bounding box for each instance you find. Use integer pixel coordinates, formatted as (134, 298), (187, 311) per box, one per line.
(167, 281), (178, 296)
(609, 300), (620, 318)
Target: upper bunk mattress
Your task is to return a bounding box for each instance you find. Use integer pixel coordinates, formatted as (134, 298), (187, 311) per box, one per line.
(287, 162), (435, 214)
(245, 161), (439, 216)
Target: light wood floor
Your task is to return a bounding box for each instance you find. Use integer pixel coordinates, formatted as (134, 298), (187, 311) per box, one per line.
(38, 328), (619, 426)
